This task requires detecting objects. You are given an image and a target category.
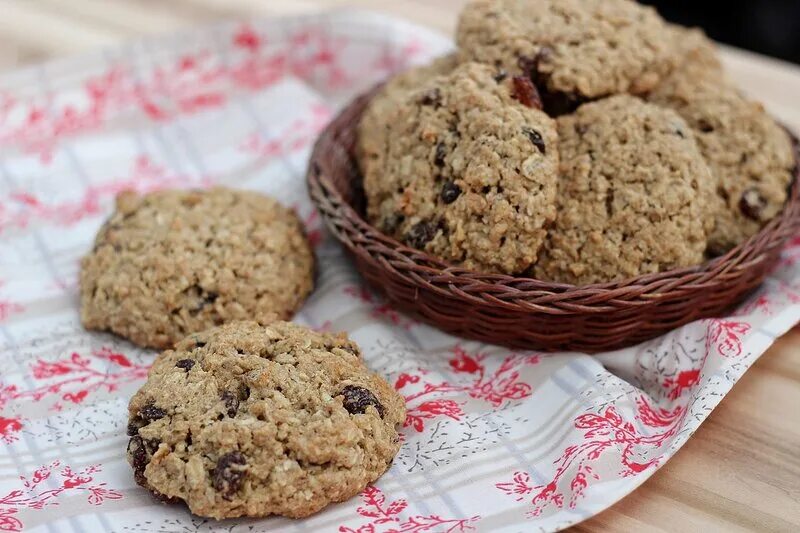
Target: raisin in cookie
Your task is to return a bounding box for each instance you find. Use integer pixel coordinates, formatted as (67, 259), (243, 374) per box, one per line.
(361, 61), (558, 275)
(534, 95), (714, 285)
(81, 188), (314, 349)
(649, 64), (795, 254)
(456, 0), (677, 111)
(126, 321), (405, 519)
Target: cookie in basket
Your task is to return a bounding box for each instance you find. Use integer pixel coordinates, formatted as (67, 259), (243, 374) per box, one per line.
(456, 0), (678, 111)
(126, 321), (404, 519)
(648, 49), (795, 254)
(534, 95), (715, 285)
(80, 188), (314, 349)
(358, 53), (460, 166)
(360, 61), (559, 275)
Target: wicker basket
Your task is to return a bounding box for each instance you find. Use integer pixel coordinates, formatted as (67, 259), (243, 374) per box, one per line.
(307, 88), (800, 352)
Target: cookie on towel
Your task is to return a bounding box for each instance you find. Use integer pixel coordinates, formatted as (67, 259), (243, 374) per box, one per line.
(126, 320), (405, 519)
(80, 187), (314, 349)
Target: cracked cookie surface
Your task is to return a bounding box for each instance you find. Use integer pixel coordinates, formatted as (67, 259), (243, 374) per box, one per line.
(360, 61), (559, 275)
(535, 95), (714, 285)
(80, 187), (314, 349)
(126, 321), (405, 519)
(456, 0), (677, 108)
(648, 47), (795, 254)
(358, 53), (461, 169)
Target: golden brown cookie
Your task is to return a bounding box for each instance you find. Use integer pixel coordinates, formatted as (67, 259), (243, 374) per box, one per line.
(456, 0), (678, 110)
(649, 44), (795, 254)
(535, 95), (714, 285)
(358, 53), (461, 168)
(360, 61), (559, 275)
(126, 321), (405, 519)
(80, 188), (314, 349)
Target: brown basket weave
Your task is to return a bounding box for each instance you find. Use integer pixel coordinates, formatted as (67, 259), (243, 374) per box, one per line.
(307, 88), (800, 352)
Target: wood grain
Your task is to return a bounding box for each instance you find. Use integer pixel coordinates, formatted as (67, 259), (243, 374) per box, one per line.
(1, 1), (798, 530)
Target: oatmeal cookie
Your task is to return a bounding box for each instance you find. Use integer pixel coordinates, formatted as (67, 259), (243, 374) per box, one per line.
(80, 188), (314, 349)
(456, 0), (678, 110)
(361, 61), (559, 275)
(126, 321), (405, 519)
(535, 95), (714, 284)
(358, 53), (461, 169)
(649, 60), (795, 253)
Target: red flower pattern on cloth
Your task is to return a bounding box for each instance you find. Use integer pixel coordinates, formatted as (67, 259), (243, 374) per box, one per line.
(662, 369), (701, 400)
(0, 348), (149, 443)
(0, 156), (208, 235)
(0, 282), (23, 322)
(0, 24), (362, 163)
(0, 461), (122, 532)
(496, 396), (686, 517)
(339, 486), (480, 533)
(398, 346), (540, 432)
(705, 319), (751, 358)
(239, 103), (332, 160)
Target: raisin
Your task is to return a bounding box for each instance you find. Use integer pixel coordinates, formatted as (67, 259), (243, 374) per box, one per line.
(517, 55), (537, 75)
(522, 127), (546, 154)
(175, 359), (195, 371)
(511, 76), (542, 109)
(434, 142), (447, 167)
(697, 119), (714, 133)
(220, 391), (239, 418)
(127, 436), (149, 486)
(340, 385), (385, 417)
(127, 421), (142, 436)
(518, 47), (553, 77)
(139, 404), (167, 422)
(739, 188), (767, 221)
(440, 181), (462, 204)
(418, 88), (441, 107)
(213, 451), (247, 499)
(405, 221), (438, 249)
(191, 290), (218, 314)
(493, 70), (508, 83)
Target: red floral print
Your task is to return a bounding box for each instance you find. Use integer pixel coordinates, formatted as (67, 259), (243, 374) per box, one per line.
(301, 208), (324, 248)
(0, 25), (371, 162)
(398, 346), (539, 432)
(496, 396), (686, 517)
(239, 103), (332, 161)
(339, 486), (480, 533)
(705, 319), (751, 358)
(0, 461), (122, 532)
(0, 282), (23, 322)
(662, 369), (701, 400)
(0, 348), (149, 441)
(0, 155), (208, 235)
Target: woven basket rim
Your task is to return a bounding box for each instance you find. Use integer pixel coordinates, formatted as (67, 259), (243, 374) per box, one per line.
(308, 87), (800, 311)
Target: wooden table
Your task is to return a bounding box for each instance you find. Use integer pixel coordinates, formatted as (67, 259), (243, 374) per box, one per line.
(2, 1), (798, 530)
